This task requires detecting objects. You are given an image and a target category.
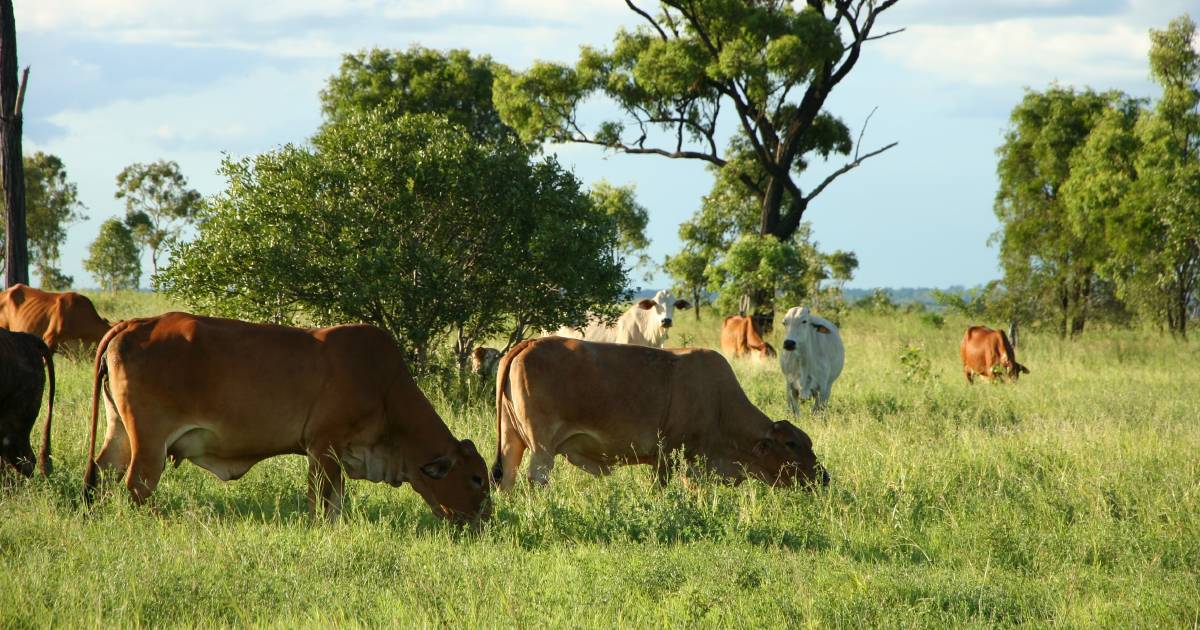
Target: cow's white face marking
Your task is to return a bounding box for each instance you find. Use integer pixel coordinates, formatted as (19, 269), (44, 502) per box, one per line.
(652, 289), (675, 327)
(781, 306), (813, 352)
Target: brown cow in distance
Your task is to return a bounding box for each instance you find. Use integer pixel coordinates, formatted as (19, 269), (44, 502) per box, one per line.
(960, 325), (1029, 383)
(491, 337), (828, 491)
(0, 284), (111, 352)
(83, 312), (490, 523)
(721, 315), (776, 361)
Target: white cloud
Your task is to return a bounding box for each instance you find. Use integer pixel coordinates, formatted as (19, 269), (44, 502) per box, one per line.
(879, 17), (1151, 88)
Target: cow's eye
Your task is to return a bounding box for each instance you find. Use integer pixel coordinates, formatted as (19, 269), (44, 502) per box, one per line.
(471, 475), (484, 488)
(786, 440), (798, 449)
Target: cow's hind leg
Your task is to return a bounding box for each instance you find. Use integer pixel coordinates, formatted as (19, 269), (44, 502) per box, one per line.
(493, 417), (528, 493)
(123, 441), (166, 505)
(94, 388), (132, 484)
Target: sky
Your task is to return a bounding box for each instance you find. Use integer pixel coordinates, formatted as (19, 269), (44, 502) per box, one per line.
(13, 0), (1196, 290)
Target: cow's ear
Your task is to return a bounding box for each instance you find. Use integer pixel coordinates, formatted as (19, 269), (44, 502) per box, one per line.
(420, 455), (455, 480)
(752, 438), (774, 457)
(674, 299), (692, 310)
(459, 439), (479, 455)
(1018, 363), (1030, 374)
(637, 299), (656, 310)
(813, 324), (832, 334)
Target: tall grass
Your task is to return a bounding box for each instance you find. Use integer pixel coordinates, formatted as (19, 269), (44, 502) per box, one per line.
(1, 294), (1197, 627)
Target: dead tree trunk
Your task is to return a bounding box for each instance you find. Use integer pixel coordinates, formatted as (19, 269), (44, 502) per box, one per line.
(1, 0), (28, 288)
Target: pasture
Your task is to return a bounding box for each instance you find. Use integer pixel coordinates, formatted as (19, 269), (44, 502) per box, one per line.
(1, 293), (1198, 628)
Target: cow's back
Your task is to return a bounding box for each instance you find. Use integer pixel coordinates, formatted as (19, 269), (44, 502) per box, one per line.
(106, 314), (346, 448)
(512, 338), (674, 431)
(0, 285), (54, 339)
(960, 326), (1002, 372)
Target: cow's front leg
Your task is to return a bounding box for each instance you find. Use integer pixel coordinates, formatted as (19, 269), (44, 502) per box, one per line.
(786, 381), (802, 415)
(527, 450), (556, 486)
(306, 446), (345, 522)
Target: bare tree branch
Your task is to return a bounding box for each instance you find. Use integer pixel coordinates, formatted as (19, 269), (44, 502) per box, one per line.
(804, 141), (898, 203)
(625, 0), (669, 41)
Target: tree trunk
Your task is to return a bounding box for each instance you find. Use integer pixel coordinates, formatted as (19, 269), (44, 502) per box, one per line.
(692, 287), (700, 321)
(1, 0), (27, 288)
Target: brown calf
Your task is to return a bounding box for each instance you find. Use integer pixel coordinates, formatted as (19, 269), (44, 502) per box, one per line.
(720, 315), (777, 361)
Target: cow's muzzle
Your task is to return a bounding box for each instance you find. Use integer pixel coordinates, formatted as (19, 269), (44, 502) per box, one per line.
(661, 318), (672, 328)
(783, 339), (796, 351)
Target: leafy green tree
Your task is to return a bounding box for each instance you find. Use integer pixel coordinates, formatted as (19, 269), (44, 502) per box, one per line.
(114, 160), (201, 276)
(993, 86), (1128, 337)
(588, 180), (652, 278)
(706, 234), (808, 317)
(1120, 15), (1200, 337)
(84, 218), (140, 292)
(1, 152), (87, 288)
(663, 248), (708, 320)
(158, 112), (626, 367)
(321, 46), (516, 145)
(493, 0), (899, 250)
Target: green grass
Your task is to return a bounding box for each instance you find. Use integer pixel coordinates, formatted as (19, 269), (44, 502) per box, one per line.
(2, 294), (1198, 627)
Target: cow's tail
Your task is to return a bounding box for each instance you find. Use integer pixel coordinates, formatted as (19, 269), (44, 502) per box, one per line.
(492, 338), (537, 486)
(36, 340), (55, 476)
(83, 321), (130, 504)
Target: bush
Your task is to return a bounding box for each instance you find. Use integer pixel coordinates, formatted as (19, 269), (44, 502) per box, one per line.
(158, 112), (627, 367)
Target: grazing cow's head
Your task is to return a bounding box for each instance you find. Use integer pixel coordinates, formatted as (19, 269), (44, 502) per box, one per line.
(780, 306), (833, 353)
(0, 432), (36, 478)
(408, 438), (492, 523)
(635, 290), (692, 342)
(998, 330), (1030, 382)
(749, 420), (828, 488)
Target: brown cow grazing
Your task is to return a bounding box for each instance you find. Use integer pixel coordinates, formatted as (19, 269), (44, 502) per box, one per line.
(83, 312), (490, 523)
(720, 315), (777, 361)
(0, 330), (54, 477)
(0, 284), (111, 352)
(960, 325), (1030, 383)
(491, 337), (828, 491)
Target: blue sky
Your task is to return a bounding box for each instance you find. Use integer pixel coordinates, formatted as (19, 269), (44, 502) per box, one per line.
(14, 0), (1195, 290)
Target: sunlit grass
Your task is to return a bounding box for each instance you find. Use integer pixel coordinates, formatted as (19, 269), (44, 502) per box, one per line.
(1, 295), (1197, 627)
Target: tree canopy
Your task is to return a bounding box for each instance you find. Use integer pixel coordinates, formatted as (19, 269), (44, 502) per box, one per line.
(1, 152), (86, 288)
(158, 112), (627, 366)
(84, 218), (140, 292)
(493, 0), (900, 248)
(321, 46), (516, 145)
(114, 160), (201, 276)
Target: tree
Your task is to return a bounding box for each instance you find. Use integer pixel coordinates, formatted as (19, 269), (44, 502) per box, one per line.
(84, 218), (140, 292)
(321, 46), (516, 145)
(993, 86), (1128, 337)
(158, 112), (627, 368)
(113, 160), (201, 276)
(705, 233), (808, 317)
(1119, 15), (1200, 338)
(588, 180), (652, 279)
(493, 0), (900, 252)
(663, 247), (707, 319)
(1, 0), (29, 287)
(23, 152), (85, 288)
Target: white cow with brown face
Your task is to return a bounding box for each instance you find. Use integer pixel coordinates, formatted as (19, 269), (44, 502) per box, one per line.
(553, 290), (691, 348)
(779, 306), (844, 414)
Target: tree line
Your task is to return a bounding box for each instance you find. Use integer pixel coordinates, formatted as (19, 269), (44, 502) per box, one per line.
(992, 14), (1199, 339)
(2, 2), (906, 367)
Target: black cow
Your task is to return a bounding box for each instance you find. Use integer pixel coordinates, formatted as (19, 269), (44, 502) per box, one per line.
(0, 329), (54, 477)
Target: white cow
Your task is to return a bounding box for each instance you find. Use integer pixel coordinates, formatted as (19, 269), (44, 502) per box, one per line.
(779, 306), (844, 414)
(553, 290), (691, 348)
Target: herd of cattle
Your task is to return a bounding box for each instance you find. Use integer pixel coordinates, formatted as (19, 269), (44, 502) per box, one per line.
(0, 284), (1029, 525)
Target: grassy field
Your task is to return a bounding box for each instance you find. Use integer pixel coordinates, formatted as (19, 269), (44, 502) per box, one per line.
(2, 292), (1198, 627)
